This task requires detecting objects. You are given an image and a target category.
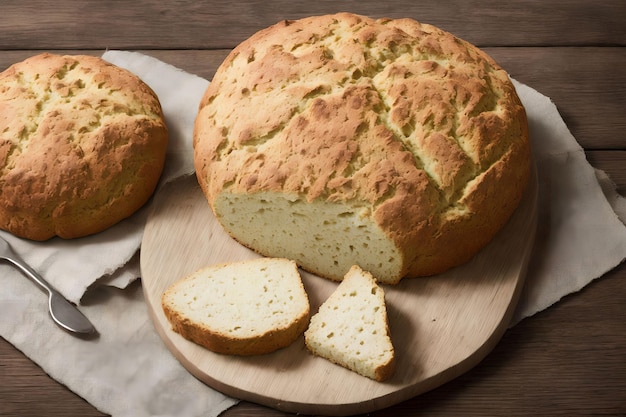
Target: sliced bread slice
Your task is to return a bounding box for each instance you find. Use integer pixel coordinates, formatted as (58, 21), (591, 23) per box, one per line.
(304, 265), (395, 381)
(162, 257), (310, 356)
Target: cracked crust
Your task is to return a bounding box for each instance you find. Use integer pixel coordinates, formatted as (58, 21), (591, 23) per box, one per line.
(194, 13), (530, 282)
(0, 53), (168, 240)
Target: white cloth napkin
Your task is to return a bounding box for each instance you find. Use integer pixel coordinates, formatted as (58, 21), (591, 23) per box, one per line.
(510, 80), (626, 323)
(1, 51), (625, 417)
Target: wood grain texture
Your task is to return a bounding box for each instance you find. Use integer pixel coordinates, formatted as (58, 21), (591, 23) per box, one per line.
(587, 150), (626, 194)
(1, 1), (625, 416)
(3, 263), (626, 417)
(0, 0), (624, 49)
(139, 170), (537, 415)
(486, 47), (626, 150)
(226, 261), (626, 417)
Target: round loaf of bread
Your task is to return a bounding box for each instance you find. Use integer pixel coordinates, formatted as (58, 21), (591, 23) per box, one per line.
(0, 53), (168, 240)
(194, 13), (531, 284)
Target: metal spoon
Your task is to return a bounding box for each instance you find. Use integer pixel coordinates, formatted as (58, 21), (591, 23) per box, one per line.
(0, 236), (96, 335)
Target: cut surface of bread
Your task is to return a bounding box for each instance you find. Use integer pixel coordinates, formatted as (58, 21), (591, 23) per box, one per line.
(0, 53), (168, 240)
(214, 193), (401, 282)
(193, 13), (531, 284)
(162, 258), (310, 356)
(304, 265), (395, 381)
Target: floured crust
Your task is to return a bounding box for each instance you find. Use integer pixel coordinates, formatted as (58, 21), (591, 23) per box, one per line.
(0, 53), (168, 240)
(194, 13), (530, 281)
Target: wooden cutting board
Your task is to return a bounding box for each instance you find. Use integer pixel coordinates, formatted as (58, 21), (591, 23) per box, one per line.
(141, 168), (538, 416)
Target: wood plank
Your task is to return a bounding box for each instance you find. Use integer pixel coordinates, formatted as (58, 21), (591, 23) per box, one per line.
(0, 0), (624, 49)
(485, 47), (626, 150)
(587, 150), (626, 194)
(0, 337), (105, 416)
(380, 263), (626, 417)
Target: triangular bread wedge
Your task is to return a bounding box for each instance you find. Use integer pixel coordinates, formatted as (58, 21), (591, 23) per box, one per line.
(304, 265), (395, 381)
(162, 258), (310, 356)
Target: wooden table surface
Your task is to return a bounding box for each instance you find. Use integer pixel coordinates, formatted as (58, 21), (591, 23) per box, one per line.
(1, 1), (625, 416)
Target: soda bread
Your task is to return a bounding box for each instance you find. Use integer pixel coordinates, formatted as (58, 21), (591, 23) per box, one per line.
(161, 258), (310, 356)
(304, 265), (395, 381)
(194, 13), (531, 283)
(0, 53), (168, 240)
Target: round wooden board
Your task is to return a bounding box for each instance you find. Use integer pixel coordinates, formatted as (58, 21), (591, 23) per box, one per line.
(141, 170), (537, 416)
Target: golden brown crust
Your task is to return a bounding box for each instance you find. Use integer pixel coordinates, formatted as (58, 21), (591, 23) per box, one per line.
(374, 358), (396, 382)
(194, 13), (530, 279)
(161, 258), (311, 356)
(0, 53), (168, 240)
(163, 301), (310, 356)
